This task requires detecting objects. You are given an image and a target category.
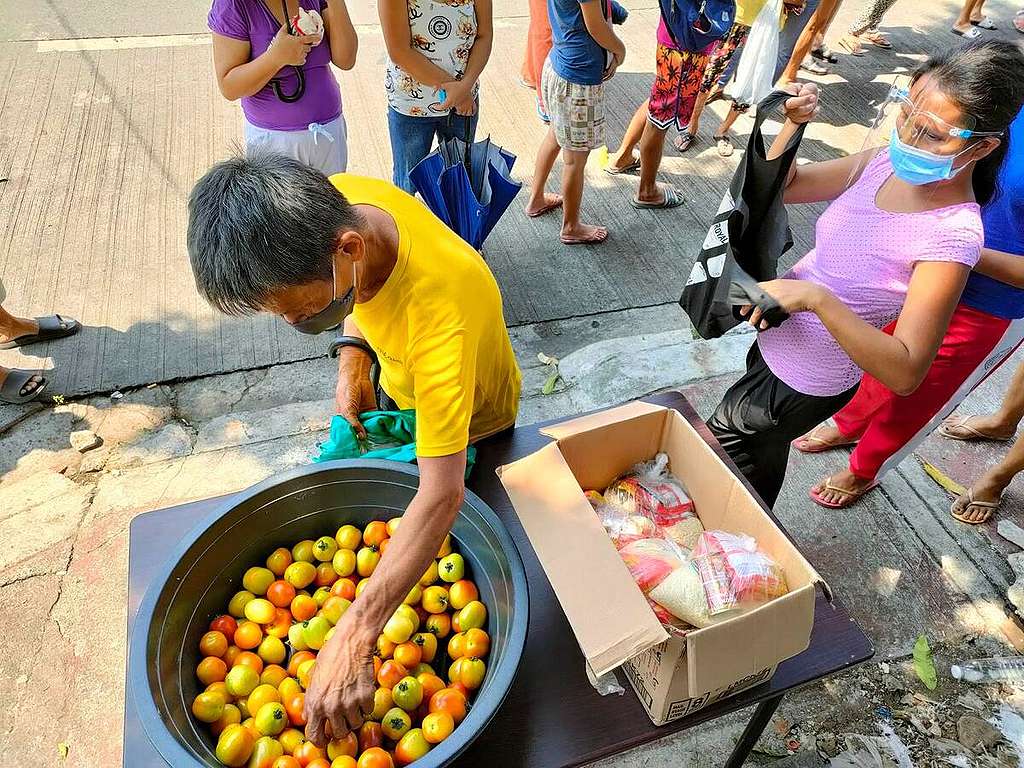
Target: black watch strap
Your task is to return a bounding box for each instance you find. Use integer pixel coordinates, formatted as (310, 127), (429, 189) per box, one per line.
(328, 335), (378, 366)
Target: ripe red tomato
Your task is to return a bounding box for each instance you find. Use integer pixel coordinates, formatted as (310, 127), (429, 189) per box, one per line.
(267, 580), (297, 608)
(283, 692), (306, 727)
(428, 688), (467, 724)
(376, 660), (408, 690)
(330, 577), (357, 601)
(210, 615), (239, 637)
(358, 721), (384, 753)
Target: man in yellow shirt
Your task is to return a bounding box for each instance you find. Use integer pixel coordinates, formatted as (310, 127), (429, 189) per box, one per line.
(186, 151), (521, 746)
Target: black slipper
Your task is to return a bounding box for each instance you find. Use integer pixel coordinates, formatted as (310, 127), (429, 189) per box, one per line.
(0, 369), (47, 404)
(0, 314), (81, 350)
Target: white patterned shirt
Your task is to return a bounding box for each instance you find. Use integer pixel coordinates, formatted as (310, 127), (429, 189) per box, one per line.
(385, 0), (479, 116)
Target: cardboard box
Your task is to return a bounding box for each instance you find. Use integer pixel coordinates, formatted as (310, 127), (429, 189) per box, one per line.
(498, 400), (828, 725)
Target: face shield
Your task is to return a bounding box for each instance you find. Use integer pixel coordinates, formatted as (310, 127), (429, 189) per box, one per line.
(851, 77), (1001, 187)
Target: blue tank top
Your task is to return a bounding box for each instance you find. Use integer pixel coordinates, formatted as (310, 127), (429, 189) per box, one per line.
(960, 109), (1024, 320)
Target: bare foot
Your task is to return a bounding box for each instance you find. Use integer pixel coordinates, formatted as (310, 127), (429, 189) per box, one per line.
(0, 366), (46, 399)
(939, 414), (1017, 442)
(0, 316), (38, 345)
(951, 473), (1006, 524)
(810, 469), (877, 507)
(525, 193), (563, 218)
(792, 424), (858, 453)
(560, 223), (609, 245)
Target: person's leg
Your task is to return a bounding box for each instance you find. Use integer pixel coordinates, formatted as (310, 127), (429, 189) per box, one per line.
(944, 359), (1024, 440)
(386, 109), (437, 194)
(635, 121), (672, 204)
(814, 307), (1014, 506)
(560, 146), (607, 243)
(953, 0), (984, 33)
(952, 435), (1024, 523)
(526, 126), (563, 216)
(714, 103), (744, 140)
(969, 0), (989, 23)
(780, 0), (841, 83)
(669, 47), (711, 151)
(709, 343), (857, 507)
(776, 0), (820, 81)
(608, 101), (650, 171)
(0, 301), (37, 344)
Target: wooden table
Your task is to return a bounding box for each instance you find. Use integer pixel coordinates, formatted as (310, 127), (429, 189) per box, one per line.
(123, 391), (874, 767)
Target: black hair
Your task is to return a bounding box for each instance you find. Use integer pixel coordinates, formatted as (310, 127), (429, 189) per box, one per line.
(186, 150), (364, 315)
(912, 40), (1024, 206)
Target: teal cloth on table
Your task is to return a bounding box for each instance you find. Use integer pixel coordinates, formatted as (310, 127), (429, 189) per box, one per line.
(314, 409), (476, 479)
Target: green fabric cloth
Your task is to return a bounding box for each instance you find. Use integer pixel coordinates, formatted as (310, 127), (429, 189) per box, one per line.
(314, 410), (476, 479)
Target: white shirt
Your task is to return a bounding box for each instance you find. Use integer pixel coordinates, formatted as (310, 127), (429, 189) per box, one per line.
(385, 0), (479, 116)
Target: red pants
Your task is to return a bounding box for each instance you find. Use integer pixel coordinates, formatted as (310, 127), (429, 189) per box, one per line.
(834, 304), (1019, 480)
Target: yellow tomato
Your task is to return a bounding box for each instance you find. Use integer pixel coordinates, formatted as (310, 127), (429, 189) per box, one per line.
(215, 724), (256, 767)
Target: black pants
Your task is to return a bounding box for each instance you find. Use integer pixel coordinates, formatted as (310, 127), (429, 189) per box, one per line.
(708, 344), (858, 508)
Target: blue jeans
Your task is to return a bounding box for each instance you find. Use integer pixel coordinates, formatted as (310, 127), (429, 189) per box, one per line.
(387, 108), (480, 194)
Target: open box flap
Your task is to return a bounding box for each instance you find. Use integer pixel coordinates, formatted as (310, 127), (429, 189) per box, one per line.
(539, 400), (667, 442)
(685, 583), (816, 695)
(497, 441), (669, 676)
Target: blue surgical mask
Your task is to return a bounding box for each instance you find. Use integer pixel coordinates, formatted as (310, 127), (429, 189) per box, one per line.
(889, 129), (968, 186)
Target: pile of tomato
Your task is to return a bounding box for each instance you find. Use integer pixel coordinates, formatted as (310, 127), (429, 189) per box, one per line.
(190, 518), (491, 768)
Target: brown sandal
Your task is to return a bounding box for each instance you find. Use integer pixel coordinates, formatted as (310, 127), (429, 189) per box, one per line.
(792, 426), (858, 454)
(951, 489), (1001, 525)
(809, 476), (879, 509)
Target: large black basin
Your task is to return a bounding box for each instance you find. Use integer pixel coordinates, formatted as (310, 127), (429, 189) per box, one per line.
(128, 460), (528, 767)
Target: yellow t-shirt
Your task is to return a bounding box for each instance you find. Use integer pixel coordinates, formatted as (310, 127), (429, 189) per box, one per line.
(331, 174), (522, 458)
(736, 0), (768, 27)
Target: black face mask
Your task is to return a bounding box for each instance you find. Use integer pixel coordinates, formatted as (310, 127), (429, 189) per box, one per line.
(291, 260), (357, 335)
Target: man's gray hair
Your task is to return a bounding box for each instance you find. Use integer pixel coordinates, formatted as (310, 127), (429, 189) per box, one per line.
(187, 150), (363, 315)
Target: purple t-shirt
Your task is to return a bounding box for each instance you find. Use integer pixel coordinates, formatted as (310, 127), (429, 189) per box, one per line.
(757, 150), (983, 397)
(209, 0), (341, 132)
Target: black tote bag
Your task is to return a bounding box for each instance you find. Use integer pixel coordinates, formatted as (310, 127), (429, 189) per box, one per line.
(680, 90), (808, 339)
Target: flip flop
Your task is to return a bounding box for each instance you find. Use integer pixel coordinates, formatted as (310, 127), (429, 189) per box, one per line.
(604, 156), (641, 176)
(1015, 10), (1024, 33)
(861, 30), (893, 48)
(714, 135), (734, 157)
(937, 415), (1014, 443)
(970, 16), (997, 29)
(673, 131), (696, 153)
(631, 187), (684, 210)
(809, 476), (879, 509)
(525, 198), (563, 218)
(951, 26), (983, 38)
(836, 36), (866, 55)
(791, 427), (858, 454)
(811, 46), (839, 63)
(561, 228), (609, 245)
(0, 369), (47, 404)
(0, 314), (81, 350)
(951, 488), (1001, 525)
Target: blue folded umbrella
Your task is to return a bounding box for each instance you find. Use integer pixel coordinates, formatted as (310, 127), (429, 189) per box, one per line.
(409, 132), (522, 250)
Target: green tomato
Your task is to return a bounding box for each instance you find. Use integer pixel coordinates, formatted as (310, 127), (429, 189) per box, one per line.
(391, 675), (424, 712)
(313, 535), (338, 562)
(287, 622), (308, 651)
(457, 600), (487, 631)
(381, 707), (412, 740)
(247, 734), (284, 767)
(227, 590), (256, 619)
(242, 566), (275, 596)
(254, 702), (288, 736)
(291, 539), (316, 563)
(225, 665), (260, 698)
(302, 616), (331, 650)
(438, 553), (465, 583)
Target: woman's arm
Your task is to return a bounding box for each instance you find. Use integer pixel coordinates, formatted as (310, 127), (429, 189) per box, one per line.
(762, 83), (876, 205)
(439, 0), (494, 113)
(212, 29), (316, 100)
(974, 247), (1024, 288)
(323, 0), (358, 70)
(752, 261), (970, 395)
(378, 0), (455, 89)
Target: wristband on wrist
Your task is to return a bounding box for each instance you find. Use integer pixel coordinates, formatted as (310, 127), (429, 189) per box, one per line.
(328, 335), (378, 367)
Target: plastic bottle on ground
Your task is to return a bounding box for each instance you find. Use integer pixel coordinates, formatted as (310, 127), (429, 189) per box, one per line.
(950, 657), (1024, 683)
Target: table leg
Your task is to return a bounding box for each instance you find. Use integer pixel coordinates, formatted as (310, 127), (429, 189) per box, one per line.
(722, 694), (784, 768)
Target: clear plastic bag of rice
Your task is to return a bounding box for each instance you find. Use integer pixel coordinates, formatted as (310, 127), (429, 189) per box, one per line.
(617, 538), (701, 633)
(648, 560), (719, 629)
(603, 453), (704, 550)
(690, 530), (789, 616)
(618, 538), (682, 592)
(597, 501), (662, 550)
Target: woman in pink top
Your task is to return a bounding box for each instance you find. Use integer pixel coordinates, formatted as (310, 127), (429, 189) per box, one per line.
(708, 42), (1024, 507)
